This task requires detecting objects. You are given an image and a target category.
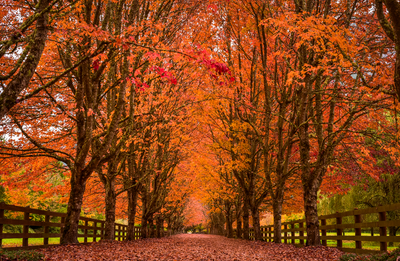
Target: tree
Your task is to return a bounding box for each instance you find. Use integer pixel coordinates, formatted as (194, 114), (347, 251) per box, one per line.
(0, 0), (56, 119)
(375, 0), (400, 100)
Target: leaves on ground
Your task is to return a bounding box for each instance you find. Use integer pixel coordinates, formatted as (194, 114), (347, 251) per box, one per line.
(40, 234), (344, 260)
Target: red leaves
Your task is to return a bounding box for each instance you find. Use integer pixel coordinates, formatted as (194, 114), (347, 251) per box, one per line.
(151, 66), (178, 85)
(131, 78), (150, 91)
(128, 65), (178, 92)
(202, 59), (230, 75)
(92, 59), (100, 71)
(200, 58), (235, 85)
(40, 234), (343, 261)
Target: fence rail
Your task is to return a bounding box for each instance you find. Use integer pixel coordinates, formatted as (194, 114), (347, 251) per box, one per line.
(0, 203), (163, 250)
(238, 203), (400, 255)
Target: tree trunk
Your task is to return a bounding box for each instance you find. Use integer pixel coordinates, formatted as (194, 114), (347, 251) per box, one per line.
(126, 186), (138, 241)
(235, 198), (243, 239)
(141, 216), (148, 239)
(156, 218), (163, 238)
(61, 175), (86, 244)
(303, 185), (320, 246)
(273, 198), (283, 243)
(395, 52), (400, 101)
(0, 0), (50, 120)
(148, 216), (154, 238)
(243, 200), (250, 240)
(251, 207), (261, 241)
(103, 177), (116, 240)
(236, 217), (242, 239)
(226, 214), (233, 238)
(225, 202), (233, 238)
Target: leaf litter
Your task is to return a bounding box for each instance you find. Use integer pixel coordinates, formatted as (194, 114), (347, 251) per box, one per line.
(41, 234), (343, 261)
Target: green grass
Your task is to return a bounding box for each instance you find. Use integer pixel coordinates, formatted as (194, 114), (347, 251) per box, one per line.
(2, 237), (103, 247)
(262, 231), (400, 251)
(324, 232), (399, 250)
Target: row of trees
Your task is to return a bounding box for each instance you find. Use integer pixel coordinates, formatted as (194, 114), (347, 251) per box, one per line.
(1, 0), (399, 247)
(191, 0), (399, 246)
(0, 0), (207, 244)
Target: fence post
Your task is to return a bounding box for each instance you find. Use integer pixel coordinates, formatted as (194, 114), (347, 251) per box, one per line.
(379, 211), (387, 252)
(84, 220), (88, 243)
(290, 223), (294, 244)
(336, 213), (342, 248)
(355, 209), (362, 250)
(23, 210), (30, 247)
(284, 224), (288, 244)
(268, 227), (271, 242)
(299, 222), (304, 245)
(321, 218), (327, 246)
(44, 215), (49, 245)
(93, 222), (97, 242)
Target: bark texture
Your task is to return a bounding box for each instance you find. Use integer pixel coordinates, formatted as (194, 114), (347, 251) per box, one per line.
(242, 200), (250, 240)
(61, 176), (86, 244)
(126, 186), (139, 240)
(273, 200), (283, 243)
(0, 0), (51, 119)
(103, 176), (116, 240)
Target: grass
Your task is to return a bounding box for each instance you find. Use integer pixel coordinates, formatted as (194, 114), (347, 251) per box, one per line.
(324, 232), (399, 251)
(2, 237), (103, 247)
(262, 231), (400, 251)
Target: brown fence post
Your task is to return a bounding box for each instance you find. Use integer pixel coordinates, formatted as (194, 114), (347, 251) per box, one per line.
(23, 210), (30, 247)
(379, 211), (387, 252)
(355, 210), (362, 250)
(284, 224), (288, 244)
(299, 222), (304, 245)
(336, 214), (342, 248)
(268, 227), (271, 242)
(44, 215), (50, 245)
(93, 222), (97, 242)
(84, 220), (88, 243)
(290, 223), (294, 244)
(321, 218), (327, 246)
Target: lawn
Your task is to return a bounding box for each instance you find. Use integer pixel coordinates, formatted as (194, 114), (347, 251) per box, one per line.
(2, 237), (103, 247)
(274, 231), (400, 251)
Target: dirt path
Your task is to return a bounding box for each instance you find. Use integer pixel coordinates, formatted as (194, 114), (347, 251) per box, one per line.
(41, 234), (343, 260)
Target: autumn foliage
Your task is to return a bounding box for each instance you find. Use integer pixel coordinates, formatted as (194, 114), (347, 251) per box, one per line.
(0, 0), (399, 247)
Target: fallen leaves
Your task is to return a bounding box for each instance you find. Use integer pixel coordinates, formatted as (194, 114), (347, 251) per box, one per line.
(40, 234), (344, 261)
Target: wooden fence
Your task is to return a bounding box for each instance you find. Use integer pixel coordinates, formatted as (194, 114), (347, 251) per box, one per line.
(0, 203), (152, 250)
(241, 203), (400, 255)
